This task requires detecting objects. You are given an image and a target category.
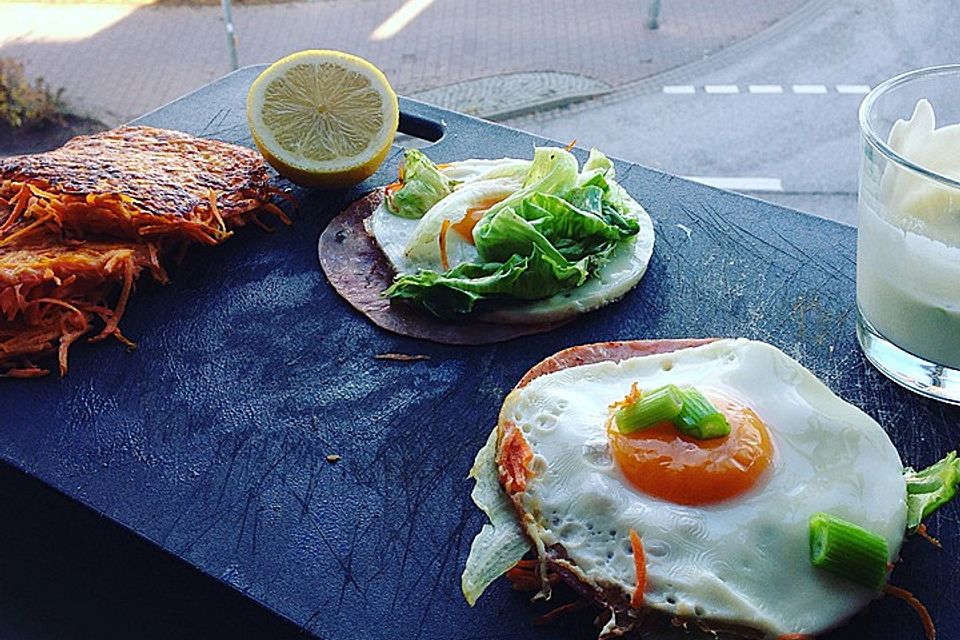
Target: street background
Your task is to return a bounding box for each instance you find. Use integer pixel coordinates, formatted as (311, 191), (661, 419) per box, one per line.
(4, 0), (957, 223)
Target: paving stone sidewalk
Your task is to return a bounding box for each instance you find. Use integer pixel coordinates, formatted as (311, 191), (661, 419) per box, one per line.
(1, 0), (808, 125)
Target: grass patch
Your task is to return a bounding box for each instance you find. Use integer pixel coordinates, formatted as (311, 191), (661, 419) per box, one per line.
(0, 57), (66, 130)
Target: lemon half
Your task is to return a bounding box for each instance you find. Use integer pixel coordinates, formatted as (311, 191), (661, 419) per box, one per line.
(247, 50), (399, 189)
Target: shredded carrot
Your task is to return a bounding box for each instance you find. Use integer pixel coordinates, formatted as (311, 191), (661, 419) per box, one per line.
(384, 180), (403, 197)
(259, 202), (292, 226)
(534, 599), (590, 625)
(145, 241), (169, 284)
(777, 634), (814, 640)
(3, 367), (48, 378)
(28, 297), (85, 317)
(439, 219), (451, 271)
(10, 298), (89, 376)
(505, 560), (561, 591)
(609, 382), (642, 412)
(884, 584), (936, 640)
(270, 188), (299, 208)
(91, 257), (134, 343)
(916, 523), (943, 549)
(0, 183), (30, 235)
(0, 212), (56, 247)
(247, 213), (274, 233)
(41, 268), (60, 285)
(563, 139), (577, 152)
(0, 177), (288, 248)
(27, 184), (59, 200)
(207, 189), (226, 234)
(506, 569), (545, 591)
(498, 420), (533, 493)
(57, 323), (87, 376)
(629, 528), (646, 608)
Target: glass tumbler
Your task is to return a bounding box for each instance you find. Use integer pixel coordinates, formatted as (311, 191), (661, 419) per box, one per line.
(857, 65), (960, 403)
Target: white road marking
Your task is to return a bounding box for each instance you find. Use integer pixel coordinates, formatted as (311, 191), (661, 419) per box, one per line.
(704, 84), (740, 94)
(793, 84), (828, 94)
(836, 84), (871, 94)
(370, 0), (436, 41)
(684, 176), (784, 192)
(662, 84), (870, 97)
(748, 84), (783, 94)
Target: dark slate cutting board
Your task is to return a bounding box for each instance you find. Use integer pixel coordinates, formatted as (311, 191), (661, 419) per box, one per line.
(1, 66), (957, 640)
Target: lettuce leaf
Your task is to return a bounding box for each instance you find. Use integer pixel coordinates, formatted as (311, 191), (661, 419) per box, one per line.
(904, 451), (960, 532)
(386, 149), (459, 219)
(401, 179), (518, 269)
(475, 205), (588, 269)
(471, 147), (579, 244)
(581, 147), (615, 178)
(384, 244), (587, 317)
(461, 428), (531, 606)
(523, 189), (637, 242)
(383, 146), (640, 317)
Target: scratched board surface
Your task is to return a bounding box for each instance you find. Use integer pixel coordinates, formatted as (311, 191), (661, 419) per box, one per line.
(1, 66), (958, 640)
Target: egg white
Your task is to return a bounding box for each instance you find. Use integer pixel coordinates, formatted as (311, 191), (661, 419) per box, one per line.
(498, 339), (907, 637)
(364, 156), (655, 324)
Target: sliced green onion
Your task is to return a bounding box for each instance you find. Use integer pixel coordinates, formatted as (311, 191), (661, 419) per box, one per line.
(672, 388), (730, 439)
(809, 512), (889, 590)
(615, 384), (684, 434)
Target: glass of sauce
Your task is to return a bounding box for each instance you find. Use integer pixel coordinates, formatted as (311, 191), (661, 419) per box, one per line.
(857, 65), (960, 403)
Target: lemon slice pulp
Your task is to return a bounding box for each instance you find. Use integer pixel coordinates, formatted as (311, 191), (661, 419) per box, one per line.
(247, 50), (399, 189)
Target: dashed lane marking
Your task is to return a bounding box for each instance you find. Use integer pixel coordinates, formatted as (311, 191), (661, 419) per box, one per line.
(792, 84), (829, 94)
(663, 84), (870, 95)
(662, 85), (696, 94)
(704, 84), (740, 94)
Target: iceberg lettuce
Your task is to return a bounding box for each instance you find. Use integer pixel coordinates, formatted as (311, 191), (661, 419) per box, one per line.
(904, 451), (960, 532)
(386, 149), (460, 219)
(461, 428), (531, 606)
(384, 147), (641, 317)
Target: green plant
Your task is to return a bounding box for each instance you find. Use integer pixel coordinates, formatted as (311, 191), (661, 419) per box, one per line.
(0, 57), (67, 129)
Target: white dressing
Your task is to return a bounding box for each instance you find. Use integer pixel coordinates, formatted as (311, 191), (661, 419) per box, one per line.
(858, 99), (960, 367)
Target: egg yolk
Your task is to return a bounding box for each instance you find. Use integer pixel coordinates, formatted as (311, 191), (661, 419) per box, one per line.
(607, 393), (773, 505)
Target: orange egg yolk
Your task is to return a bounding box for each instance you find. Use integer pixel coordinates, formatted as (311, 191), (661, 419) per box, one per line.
(607, 393), (774, 505)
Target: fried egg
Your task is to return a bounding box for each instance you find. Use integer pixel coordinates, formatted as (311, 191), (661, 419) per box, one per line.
(364, 156), (655, 324)
(497, 339), (907, 637)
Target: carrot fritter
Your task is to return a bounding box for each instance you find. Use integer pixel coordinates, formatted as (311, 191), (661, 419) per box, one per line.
(0, 125), (294, 377)
(0, 241), (159, 376)
(0, 126), (290, 247)
(0, 242), (163, 320)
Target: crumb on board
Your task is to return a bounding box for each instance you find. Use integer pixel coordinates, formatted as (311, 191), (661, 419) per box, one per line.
(374, 353), (431, 361)
(326, 454), (342, 463)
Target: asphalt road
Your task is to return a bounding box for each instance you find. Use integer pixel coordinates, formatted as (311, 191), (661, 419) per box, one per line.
(507, 0), (960, 226)
(0, 0), (804, 126)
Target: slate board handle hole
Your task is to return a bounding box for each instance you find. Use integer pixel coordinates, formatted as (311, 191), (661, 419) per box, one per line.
(395, 111), (445, 150)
